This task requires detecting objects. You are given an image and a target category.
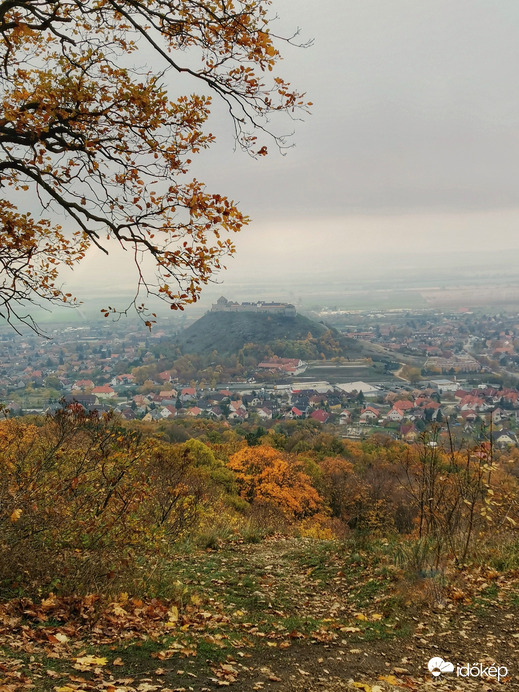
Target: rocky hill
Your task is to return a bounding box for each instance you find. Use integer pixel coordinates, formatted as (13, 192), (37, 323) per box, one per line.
(176, 310), (361, 358)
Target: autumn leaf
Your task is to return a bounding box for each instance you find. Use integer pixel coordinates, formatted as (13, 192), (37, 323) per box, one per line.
(165, 604), (179, 627)
(54, 632), (69, 643)
(0, 0), (308, 332)
(378, 674), (400, 685)
(74, 655), (108, 666)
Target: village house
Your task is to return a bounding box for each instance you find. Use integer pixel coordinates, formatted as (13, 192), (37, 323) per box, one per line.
(111, 373), (135, 386)
(91, 384), (116, 398)
(257, 357), (306, 375)
(310, 409), (330, 424)
(359, 406), (380, 424)
(72, 379), (94, 391)
(492, 430), (518, 447)
(160, 405), (177, 419)
(400, 423), (418, 442)
(386, 407), (405, 422)
(256, 406), (273, 420)
(180, 387), (197, 402)
(228, 408), (247, 421)
(339, 410), (352, 425)
(158, 389), (178, 401)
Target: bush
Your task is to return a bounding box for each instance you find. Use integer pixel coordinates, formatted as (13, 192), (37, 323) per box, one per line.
(0, 407), (201, 597)
(228, 445), (322, 520)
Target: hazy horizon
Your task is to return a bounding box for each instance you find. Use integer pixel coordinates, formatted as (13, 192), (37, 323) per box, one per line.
(24, 246), (519, 330)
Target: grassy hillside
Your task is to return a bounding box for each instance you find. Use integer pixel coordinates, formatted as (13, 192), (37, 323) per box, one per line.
(176, 310), (365, 358)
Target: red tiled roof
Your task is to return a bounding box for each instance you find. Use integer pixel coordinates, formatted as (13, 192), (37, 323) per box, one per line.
(393, 400), (414, 410)
(310, 409), (330, 423)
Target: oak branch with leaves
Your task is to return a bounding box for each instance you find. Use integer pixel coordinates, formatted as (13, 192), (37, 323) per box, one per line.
(0, 0), (309, 331)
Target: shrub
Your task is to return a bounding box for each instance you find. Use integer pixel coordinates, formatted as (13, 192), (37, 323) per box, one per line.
(0, 407), (201, 597)
(228, 445), (321, 520)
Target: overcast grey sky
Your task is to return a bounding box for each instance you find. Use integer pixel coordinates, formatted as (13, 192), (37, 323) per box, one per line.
(207, 0), (519, 211)
(67, 0), (519, 304)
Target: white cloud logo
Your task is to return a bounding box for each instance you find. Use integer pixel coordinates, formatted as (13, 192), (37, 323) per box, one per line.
(428, 657), (455, 677)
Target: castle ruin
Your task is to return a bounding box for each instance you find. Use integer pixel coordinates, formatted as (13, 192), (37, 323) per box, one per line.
(211, 296), (296, 317)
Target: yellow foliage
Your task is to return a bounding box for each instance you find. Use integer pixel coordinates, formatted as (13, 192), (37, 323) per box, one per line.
(298, 515), (334, 540)
(0, 409), (202, 593)
(0, 0), (309, 330)
(228, 445), (321, 519)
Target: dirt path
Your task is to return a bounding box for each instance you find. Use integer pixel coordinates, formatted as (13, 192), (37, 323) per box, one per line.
(1, 537), (518, 691)
(188, 538), (519, 690)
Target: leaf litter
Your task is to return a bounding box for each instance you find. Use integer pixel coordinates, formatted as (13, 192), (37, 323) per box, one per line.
(1, 537), (518, 690)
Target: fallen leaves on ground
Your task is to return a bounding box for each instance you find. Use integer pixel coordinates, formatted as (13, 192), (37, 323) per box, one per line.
(1, 537), (518, 691)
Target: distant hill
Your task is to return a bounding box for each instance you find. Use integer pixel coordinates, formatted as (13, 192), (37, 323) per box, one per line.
(175, 310), (366, 358)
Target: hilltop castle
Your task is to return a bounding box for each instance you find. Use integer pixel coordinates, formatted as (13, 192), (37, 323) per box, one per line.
(211, 296), (296, 317)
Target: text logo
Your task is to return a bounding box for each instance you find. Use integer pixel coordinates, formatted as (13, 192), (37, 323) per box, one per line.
(428, 657), (454, 677)
(427, 656), (509, 682)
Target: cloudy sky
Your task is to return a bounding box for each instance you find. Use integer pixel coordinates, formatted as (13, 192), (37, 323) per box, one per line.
(66, 0), (519, 307)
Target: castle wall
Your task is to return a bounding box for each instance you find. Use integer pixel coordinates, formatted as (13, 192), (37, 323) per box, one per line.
(211, 299), (296, 316)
